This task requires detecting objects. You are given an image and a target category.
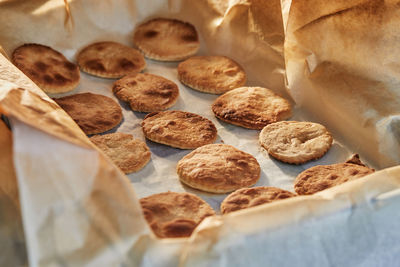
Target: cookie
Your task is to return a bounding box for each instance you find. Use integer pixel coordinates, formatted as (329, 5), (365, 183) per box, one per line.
(177, 144), (261, 193)
(345, 153), (367, 167)
(54, 92), (122, 135)
(90, 132), (151, 174)
(221, 187), (297, 214)
(133, 18), (199, 61)
(12, 44), (80, 93)
(177, 56), (246, 94)
(212, 87), (292, 129)
(259, 121), (333, 164)
(113, 73), (179, 112)
(77, 41), (146, 78)
(294, 163), (375, 195)
(140, 192), (215, 238)
(141, 110), (217, 149)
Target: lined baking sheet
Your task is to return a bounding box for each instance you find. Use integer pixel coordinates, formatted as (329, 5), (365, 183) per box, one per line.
(47, 41), (353, 212)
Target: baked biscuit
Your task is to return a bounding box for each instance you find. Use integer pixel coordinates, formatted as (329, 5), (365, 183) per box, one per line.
(77, 41), (146, 78)
(259, 121), (333, 164)
(141, 110), (217, 149)
(54, 92), (122, 135)
(212, 87), (292, 129)
(177, 144), (261, 193)
(113, 73), (179, 112)
(133, 18), (199, 61)
(140, 192), (215, 238)
(221, 187), (296, 214)
(177, 56), (246, 94)
(12, 44), (80, 93)
(90, 132), (151, 174)
(294, 163), (375, 195)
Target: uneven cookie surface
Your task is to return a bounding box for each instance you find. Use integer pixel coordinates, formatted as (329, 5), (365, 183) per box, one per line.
(259, 121), (333, 164)
(177, 144), (261, 193)
(90, 132), (151, 174)
(77, 41), (146, 78)
(113, 73), (179, 112)
(177, 56), (246, 94)
(140, 192), (215, 238)
(12, 43), (80, 93)
(294, 163), (375, 195)
(212, 87), (292, 129)
(221, 187), (297, 214)
(141, 110), (217, 149)
(133, 18), (199, 61)
(54, 92), (122, 135)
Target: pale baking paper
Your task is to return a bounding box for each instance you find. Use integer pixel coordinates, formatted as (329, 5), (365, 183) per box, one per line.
(0, 0), (399, 266)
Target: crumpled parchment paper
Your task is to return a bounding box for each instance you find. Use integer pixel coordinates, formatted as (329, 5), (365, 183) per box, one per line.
(0, 0), (400, 266)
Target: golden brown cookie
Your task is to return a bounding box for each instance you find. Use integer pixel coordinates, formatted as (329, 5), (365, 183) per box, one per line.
(133, 18), (199, 61)
(140, 192), (215, 238)
(90, 132), (151, 174)
(294, 163), (375, 195)
(177, 144), (261, 193)
(212, 87), (292, 129)
(177, 56), (246, 94)
(141, 110), (217, 149)
(12, 44), (80, 93)
(221, 187), (297, 214)
(54, 92), (122, 135)
(77, 41), (146, 78)
(259, 121), (333, 164)
(113, 73), (179, 112)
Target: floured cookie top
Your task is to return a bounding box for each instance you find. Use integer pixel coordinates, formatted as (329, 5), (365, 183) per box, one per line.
(140, 192), (215, 238)
(294, 163), (375, 195)
(177, 144), (261, 193)
(54, 92), (122, 135)
(12, 44), (80, 93)
(77, 41), (146, 78)
(221, 187), (297, 214)
(90, 132), (151, 174)
(141, 110), (217, 149)
(259, 121), (333, 164)
(177, 56), (246, 94)
(133, 18), (199, 61)
(212, 87), (292, 129)
(113, 73), (179, 112)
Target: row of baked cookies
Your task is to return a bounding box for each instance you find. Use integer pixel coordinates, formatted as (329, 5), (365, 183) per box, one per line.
(11, 18), (201, 94)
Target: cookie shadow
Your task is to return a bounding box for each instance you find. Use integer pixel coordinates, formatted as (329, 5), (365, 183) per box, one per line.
(146, 140), (192, 158)
(254, 168), (270, 187)
(180, 182), (228, 213)
(127, 157), (156, 184)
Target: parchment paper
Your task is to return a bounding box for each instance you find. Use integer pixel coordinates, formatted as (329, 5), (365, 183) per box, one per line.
(1, 0), (400, 266)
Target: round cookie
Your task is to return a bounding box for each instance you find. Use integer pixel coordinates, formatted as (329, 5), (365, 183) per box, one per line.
(113, 73), (179, 112)
(177, 56), (246, 94)
(77, 41), (146, 78)
(177, 144), (261, 193)
(140, 192), (215, 238)
(133, 18), (199, 61)
(54, 92), (122, 135)
(294, 163), (375, 195)
(212, 87), (292, 129)
(221, 187), (297, 214)
(12, 43), (80, 94)
(141, 110), (217, 149)
(259, 121), (333, 164)
(90, 132), (151, 174)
